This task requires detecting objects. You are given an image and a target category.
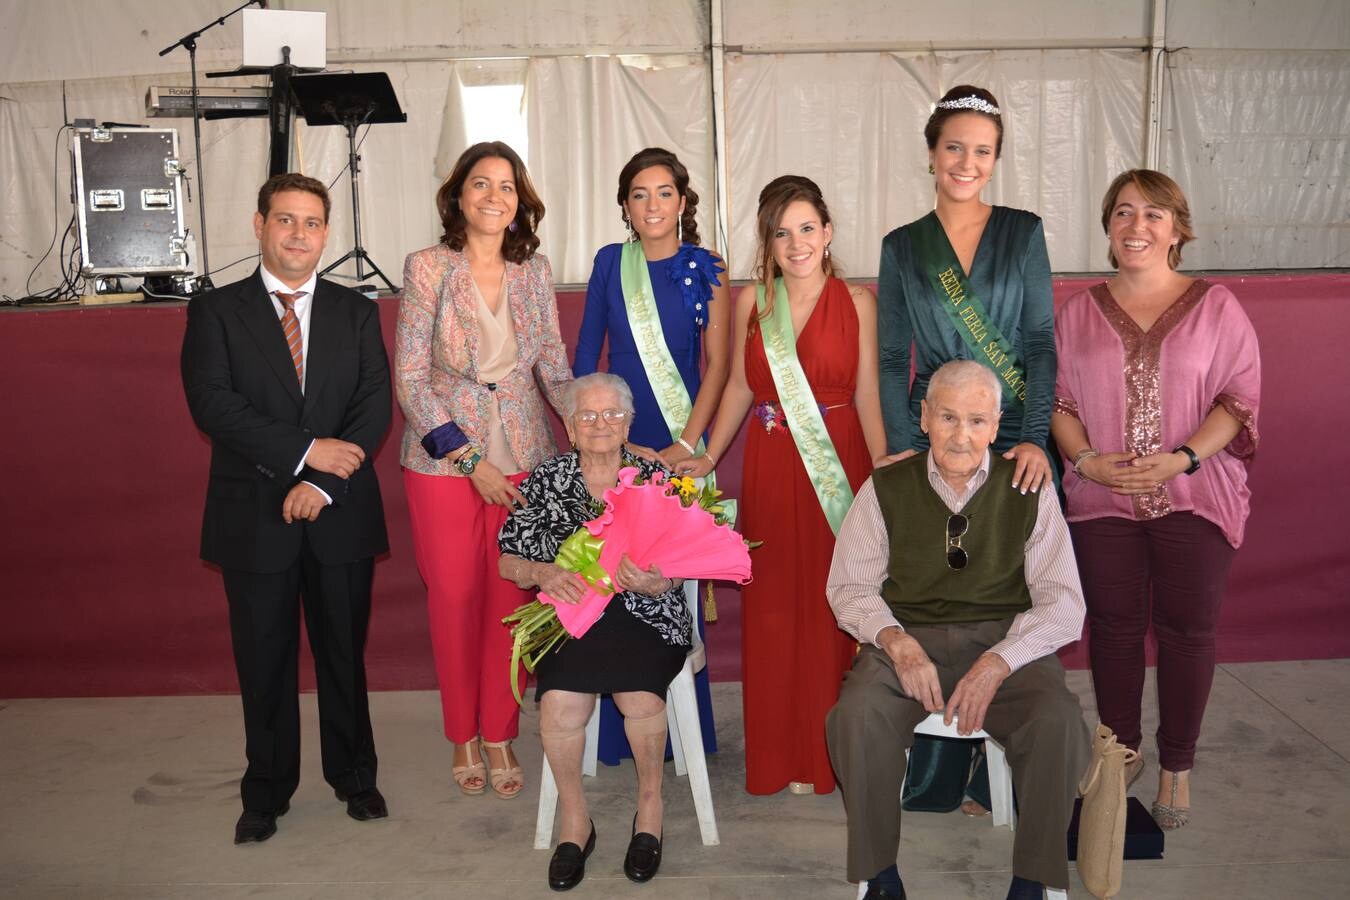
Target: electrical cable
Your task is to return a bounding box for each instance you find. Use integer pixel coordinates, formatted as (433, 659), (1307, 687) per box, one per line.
(2, 124), (76, 305)
(139, 251), (261, 301)
(326, 110), (374, 192)
(204, 251), (261, 279)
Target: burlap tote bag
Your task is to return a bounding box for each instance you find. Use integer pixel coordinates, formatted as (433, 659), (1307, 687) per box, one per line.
(1076, 724), (1137, 899)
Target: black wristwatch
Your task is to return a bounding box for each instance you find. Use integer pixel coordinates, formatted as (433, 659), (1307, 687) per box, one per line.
(455, 446), (483, 475)
(1173, 444), (1201, 475)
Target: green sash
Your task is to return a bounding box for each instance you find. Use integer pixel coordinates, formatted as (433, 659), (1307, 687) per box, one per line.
(907, 211), (1027, 405)
(620, 241), (695, 444)
(619, 241), (736, 526)
(755, 279), (854, 535)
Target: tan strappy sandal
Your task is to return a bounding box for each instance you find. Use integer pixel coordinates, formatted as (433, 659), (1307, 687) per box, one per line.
(481, 739), (524, 799)
(452, 738), (486, 796)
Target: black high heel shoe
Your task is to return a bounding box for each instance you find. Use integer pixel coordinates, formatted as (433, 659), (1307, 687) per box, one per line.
(547, 821), (596, 892)
(623, 812), (663, 883)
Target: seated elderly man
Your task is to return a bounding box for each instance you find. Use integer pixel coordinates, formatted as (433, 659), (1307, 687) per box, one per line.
(825, 360), (1089, 900)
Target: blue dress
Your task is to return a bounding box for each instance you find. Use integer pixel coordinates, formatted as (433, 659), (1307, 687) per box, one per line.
(572, 241), (722, 764)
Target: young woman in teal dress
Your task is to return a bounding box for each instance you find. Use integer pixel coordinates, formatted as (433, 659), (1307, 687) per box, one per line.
(877, 85), (1057, 816)
(572, 147), (731, 764)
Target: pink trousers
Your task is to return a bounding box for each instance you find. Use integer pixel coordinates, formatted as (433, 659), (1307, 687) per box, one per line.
(404, 469), (530, 744)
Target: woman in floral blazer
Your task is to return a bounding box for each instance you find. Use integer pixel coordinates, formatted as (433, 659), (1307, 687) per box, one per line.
(396, 141), (571, 800)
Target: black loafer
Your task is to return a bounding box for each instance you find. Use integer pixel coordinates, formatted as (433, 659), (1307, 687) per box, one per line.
(622, 817), (663, 883)
(233, 800), (289, 844)
(335, 787), (388, 821)
(862, 883), (906, 900)
(547, 822), (596, 891)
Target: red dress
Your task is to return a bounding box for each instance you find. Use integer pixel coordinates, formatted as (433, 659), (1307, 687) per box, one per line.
(740, 276), (871, 794)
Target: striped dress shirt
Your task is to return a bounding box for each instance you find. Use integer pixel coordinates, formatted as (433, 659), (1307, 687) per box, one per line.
(826, 451), (1085, 672)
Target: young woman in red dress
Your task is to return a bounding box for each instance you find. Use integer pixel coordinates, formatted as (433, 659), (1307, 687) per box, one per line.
(680, 176), (886, 794)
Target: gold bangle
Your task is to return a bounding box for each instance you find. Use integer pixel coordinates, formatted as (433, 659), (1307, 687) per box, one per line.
(677, 437), (697, 455)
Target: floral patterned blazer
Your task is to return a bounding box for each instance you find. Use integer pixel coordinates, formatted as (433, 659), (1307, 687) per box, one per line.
(396, 244), (573, 476)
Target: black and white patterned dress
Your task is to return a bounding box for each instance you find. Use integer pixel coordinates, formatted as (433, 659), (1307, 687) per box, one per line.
(498, 449), (692, 698)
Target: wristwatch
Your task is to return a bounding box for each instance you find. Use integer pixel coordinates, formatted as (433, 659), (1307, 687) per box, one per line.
(455, 446), (483, 475)
(1173, 444), (1201, 475)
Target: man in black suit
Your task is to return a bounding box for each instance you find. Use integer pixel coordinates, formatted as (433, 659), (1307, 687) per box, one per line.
(181, 173), (392, 843)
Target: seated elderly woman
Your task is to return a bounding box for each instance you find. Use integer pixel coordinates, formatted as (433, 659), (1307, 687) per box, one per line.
(498, 372), (692, 891)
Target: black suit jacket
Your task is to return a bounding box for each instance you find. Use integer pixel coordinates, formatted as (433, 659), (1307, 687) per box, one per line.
(181, 270), (391, 574)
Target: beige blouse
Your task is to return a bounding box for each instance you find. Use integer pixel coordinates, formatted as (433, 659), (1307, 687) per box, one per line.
(396, 245), (571, 477)
(472, 276), (522, 475)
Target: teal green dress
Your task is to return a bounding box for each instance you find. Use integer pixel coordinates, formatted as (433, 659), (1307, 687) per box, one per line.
(878, 206), (1056, 455)
(877, 206), (1056, 812)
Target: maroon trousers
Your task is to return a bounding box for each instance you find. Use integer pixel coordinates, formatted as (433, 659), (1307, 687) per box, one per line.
(1070, 512), (1236, 771)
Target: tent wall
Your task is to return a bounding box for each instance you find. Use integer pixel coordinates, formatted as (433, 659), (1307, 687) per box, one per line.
(1, 0), (1347, 295)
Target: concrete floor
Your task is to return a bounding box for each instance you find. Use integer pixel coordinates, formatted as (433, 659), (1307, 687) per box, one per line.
(3, 660), (1349, 899)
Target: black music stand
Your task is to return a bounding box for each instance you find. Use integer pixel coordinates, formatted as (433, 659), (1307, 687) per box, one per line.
(292, 72), (406, 293)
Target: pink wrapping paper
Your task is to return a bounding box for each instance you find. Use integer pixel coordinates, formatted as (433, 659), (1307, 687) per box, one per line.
(540, 468), (753, 638)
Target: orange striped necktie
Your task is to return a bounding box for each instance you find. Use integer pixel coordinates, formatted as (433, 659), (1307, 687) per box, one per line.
(275, 290), (305, 387)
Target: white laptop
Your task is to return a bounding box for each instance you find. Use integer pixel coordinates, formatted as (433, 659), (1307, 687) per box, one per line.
(241, 9), (327, 70)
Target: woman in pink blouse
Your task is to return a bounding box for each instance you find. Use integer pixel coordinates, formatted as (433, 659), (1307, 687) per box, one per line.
(1051, 169), (1260, 831)
(396, 142), (572, 800)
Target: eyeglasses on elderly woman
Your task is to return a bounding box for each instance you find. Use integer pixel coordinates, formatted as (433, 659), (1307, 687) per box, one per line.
(574, 409), (630, 426)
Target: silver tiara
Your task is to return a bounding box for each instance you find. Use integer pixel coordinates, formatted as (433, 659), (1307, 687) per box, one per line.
(935, 96), (1001, 116)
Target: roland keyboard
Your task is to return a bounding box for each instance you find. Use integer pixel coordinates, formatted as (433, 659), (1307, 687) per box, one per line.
(146, 86), (271, 119)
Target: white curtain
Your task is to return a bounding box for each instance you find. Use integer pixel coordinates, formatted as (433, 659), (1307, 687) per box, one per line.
(724, 49), (1145, 280)
(0, 0), (708, 84)
(1162, 49), (1350, 270)
(3, 1), (1348, 296)
(524, 55), (712, 285)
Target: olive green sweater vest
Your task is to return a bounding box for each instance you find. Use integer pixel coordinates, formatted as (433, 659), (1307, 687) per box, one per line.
(873, 453), (1037, 627)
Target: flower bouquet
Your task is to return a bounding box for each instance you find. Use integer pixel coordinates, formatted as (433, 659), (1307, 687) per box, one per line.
(503, 467), (752, 703)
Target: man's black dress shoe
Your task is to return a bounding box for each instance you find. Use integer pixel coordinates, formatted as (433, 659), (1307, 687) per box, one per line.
(233, 800), (289, 844)
(622, 813), (662, 883)
(862, 884), (906, 900)
(335, 787), (388, 821)
(547, 822), (596, 892)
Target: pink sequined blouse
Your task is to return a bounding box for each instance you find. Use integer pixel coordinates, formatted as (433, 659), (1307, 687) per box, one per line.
(1053, 280), (1260, 547)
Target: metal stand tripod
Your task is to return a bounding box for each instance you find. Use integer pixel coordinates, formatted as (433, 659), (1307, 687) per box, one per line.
(320, 111), (396, 291)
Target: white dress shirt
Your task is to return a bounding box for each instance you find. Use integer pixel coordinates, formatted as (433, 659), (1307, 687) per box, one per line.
(259, 265), (330, 504)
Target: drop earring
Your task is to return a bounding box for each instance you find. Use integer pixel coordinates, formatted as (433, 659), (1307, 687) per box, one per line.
(678, 216), (683, 244)
(824, 244), (831, 259)
(625, 215), (635, 242)
(928, 163), (935, 175)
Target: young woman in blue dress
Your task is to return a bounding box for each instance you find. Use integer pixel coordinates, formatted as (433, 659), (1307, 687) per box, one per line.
(572, 147), (731, 764)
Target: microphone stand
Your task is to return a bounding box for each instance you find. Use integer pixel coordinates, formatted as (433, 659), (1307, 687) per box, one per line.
(159, 0), (262, 290)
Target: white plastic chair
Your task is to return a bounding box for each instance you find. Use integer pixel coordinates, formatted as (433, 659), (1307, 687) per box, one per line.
(534, 579), (720, 849)
(909, 712), (1016, 831)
